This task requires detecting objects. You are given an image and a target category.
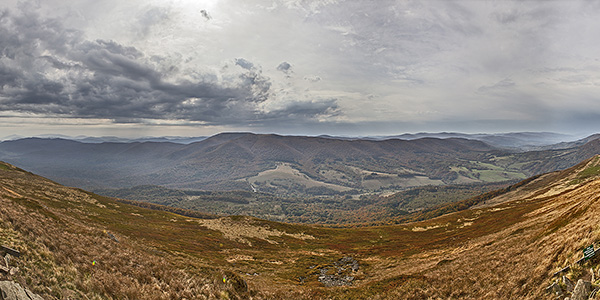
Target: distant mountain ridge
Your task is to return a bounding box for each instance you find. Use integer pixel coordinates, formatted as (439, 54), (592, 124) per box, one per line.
(0, 132), (598, 195)
(0, 134), (207, 144)
(1, 131), (577, 148)
(364, 131), (575, 150)
(0, 133), (497, 192)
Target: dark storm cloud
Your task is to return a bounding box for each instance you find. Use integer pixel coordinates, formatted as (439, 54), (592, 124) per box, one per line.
(0, 7), (339, 125)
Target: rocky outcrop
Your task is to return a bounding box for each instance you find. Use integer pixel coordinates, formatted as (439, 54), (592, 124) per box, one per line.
(317, 257), (359, 287)
(0, 281), (44, 300)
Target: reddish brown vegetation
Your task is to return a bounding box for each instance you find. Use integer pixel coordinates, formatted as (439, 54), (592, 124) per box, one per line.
(1, 156), (600, 299)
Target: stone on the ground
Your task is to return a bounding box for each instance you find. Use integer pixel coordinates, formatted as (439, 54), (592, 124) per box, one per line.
(571, 279), (591, 300)
(0, 281), (44, 300)
(546, 281), (562, 296)
(317, 257), (360, 287)
(563, 276), (574, 292)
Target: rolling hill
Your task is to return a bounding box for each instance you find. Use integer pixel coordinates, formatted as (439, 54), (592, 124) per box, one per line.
(0, 133), (502, 192)
(1, 133), (599, 198)
(1, 157), (600, 299)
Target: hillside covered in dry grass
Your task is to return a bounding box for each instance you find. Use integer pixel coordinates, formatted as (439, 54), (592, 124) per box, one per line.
(1, 157), (600, 299)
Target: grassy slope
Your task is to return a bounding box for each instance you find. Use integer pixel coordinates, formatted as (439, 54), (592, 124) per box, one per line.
(1, 158), (600, 299)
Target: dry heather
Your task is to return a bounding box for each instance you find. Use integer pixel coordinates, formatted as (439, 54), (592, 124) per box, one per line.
(197, 217), (315, 246)
(363, 156), (600, 299)
(1, 156), (600, 299)
(0, 164), (249, 299)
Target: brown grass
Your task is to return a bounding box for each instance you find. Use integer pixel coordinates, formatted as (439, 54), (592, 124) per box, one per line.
(1, 157), (600, 299)
(0, 165), (237, 299)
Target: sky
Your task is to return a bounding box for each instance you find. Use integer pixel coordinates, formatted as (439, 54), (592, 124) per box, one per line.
(1, 0), (600, 138)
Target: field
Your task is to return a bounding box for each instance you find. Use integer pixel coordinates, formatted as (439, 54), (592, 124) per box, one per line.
(245, 163), (449, 195)
(247, 163), (353, 195)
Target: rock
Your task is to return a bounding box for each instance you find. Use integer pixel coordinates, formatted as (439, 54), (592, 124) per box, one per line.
(0, 281), (44, 300)
(335, 256), (359, 272)
(563, 276), (574, 292)
(546, 281), (563, 296)
(317, 257), (360, 287)
(0, 256), (8, 274)
(571, 279), (591, 300)
(317, 273), (354, 287)
(106, 231), (119, 243)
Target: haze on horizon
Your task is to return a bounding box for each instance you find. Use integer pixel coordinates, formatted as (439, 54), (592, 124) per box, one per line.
(1, 0), (600, 138)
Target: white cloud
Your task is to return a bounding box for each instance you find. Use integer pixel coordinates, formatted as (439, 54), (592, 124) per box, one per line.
(1, 0), (600, 136)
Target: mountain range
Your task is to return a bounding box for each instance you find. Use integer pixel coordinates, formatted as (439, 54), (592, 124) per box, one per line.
(1, 134), (208, 144)
(1, 131), (574, 148)
(0, 132), (598, 197)
(356, 131), (575, 150)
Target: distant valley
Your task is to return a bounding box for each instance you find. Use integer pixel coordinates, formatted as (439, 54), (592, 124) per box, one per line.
(1, 132), (599, 224)
(95, 181), (511, 224)
(0, 132), (597, 195)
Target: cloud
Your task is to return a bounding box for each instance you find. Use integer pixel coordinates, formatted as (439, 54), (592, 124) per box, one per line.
(200, 9), (211, 21)
(276, 61), (292, 74)
(0, 7), (339, 126)
(477, 78), (516, 95)
(492, 9), (521, 24)
(267, 99), (339, 119)
(2, 0), (600, 137)
(234, 58), (255, 70)
(303, 75), (321, 82)
(134, 7), (171, 38)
